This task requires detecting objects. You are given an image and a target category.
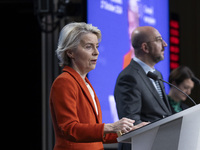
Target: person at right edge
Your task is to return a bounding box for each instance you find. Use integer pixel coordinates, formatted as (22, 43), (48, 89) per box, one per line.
(114, 26), (172, 150)
(168, 66), (195, 114)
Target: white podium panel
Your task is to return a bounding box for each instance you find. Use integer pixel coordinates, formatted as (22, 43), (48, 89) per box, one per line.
(117, 104), (200, 150)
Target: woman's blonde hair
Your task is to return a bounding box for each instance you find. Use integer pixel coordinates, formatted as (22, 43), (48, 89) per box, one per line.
(56, 22), (101, 67)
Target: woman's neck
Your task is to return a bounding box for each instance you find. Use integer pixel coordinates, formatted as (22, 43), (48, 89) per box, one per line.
(70, 65), (87, 81)
(168, 90), (180, 103)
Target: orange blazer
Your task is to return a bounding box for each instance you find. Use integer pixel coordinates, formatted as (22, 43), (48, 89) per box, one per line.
(50, 66), (118, 150)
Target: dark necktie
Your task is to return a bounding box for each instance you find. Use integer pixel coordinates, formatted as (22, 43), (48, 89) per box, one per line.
(154, 80), (163, 100)
(153, 71), (164, 100)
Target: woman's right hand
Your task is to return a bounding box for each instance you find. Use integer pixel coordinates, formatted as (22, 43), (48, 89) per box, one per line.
(104, 118), (149, 135)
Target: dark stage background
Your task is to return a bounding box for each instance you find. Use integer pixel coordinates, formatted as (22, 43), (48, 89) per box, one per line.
(1, 1), (41, 149)
(1, 0), (199, 149)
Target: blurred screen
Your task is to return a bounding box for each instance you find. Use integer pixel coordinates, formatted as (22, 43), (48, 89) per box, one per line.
(87, 0), (169, 123)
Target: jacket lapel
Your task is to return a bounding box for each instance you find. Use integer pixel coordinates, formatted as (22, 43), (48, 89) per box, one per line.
(131, 60), (171, 113)
(63, 66), (101, 123)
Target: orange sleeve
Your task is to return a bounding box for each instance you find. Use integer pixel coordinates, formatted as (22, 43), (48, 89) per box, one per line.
(103, 132), (118, 143)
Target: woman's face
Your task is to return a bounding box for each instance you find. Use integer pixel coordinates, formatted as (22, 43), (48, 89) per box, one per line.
(175, 78), (194, 101)
(70, 33), (99, 75)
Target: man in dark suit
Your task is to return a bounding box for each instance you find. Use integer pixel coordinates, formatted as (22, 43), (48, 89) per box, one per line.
(114, 26), (172, 150)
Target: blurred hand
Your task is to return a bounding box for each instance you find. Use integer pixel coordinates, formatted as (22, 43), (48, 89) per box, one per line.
(104, 118), (149, 136)
(112, 117), (135, 133)
(130, 122), (150, 131)
(104, 117), (134, 134)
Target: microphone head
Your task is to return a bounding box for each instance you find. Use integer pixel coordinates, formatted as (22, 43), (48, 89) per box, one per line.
(147, 71), (159, 81)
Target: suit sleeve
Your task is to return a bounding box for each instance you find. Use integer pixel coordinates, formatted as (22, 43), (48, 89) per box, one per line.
(114, 74), (143, 124)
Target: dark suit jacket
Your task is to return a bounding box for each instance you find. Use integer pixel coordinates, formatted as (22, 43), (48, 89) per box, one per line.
(50, 66), (117, 150)
(114, 60), (172, 124)
(114, 60), (172, 150)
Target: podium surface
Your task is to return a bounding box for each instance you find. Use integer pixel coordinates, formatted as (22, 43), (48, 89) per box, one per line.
(117, 104), (200, 150)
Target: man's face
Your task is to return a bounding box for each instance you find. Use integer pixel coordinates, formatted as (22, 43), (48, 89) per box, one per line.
(147, 35), (168, 64)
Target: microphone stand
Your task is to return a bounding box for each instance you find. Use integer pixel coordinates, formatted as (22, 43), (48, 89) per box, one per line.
(147, 71), (197, 106)
(159, 79), (197, 106)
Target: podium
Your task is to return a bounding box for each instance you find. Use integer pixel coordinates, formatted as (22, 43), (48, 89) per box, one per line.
(117, 104), (200, 150)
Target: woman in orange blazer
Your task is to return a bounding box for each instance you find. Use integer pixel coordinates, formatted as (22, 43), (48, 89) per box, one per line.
(50, 22), (147, 150)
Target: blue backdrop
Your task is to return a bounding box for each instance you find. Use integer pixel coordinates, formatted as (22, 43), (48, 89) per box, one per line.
(87, 0), (169, 123)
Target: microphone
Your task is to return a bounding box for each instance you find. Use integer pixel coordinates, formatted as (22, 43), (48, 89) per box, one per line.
(192, 76), (200, 85)
(147, 71), (197, 105)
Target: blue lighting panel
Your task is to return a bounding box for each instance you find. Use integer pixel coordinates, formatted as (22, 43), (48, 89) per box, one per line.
(87, 0), (169, 123)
